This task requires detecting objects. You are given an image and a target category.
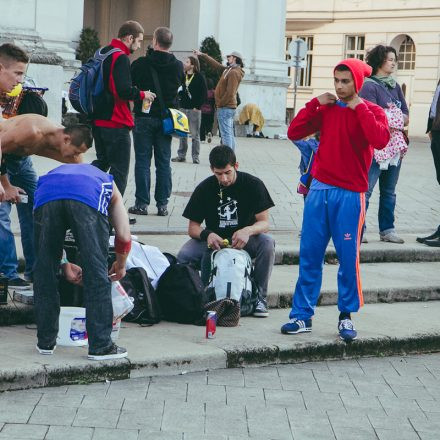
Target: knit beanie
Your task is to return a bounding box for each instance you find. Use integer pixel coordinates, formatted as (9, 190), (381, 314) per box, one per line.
(335, 58), (372, 93)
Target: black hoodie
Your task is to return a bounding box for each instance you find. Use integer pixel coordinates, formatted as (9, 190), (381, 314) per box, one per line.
(131, 50), (184, 119)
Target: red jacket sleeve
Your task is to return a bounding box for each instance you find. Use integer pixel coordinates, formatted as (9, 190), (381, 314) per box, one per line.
(354, 101), (390, 150)
(287, 97), (323, 141)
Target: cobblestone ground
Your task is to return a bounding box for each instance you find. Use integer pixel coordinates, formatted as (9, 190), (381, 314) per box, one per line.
(1, 353), (440, 439)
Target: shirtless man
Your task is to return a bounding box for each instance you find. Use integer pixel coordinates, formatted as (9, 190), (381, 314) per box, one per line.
(0, 114), (92, 164)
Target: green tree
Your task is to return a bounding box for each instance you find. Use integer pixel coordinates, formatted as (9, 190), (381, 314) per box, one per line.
(76, 28), (100, 64)
(199, 36), (223, 86)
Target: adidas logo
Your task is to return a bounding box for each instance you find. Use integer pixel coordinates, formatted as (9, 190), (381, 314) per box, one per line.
(344, 233), (352, 240)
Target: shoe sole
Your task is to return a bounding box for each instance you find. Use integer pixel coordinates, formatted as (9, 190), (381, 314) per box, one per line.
(36, 345), (56, 355)
(87, 351), (128, 361)
(128, 210), (148, 216)
(339, 335), (357, 342)
(253, 312), (269, 318)
(281, 327), (312, 335)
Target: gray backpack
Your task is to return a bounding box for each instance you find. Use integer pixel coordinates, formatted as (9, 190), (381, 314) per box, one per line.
(206, 248), (258, 316)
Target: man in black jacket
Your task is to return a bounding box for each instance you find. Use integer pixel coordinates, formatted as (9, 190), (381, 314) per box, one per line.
(417, 80), (440, 246)
(91, 21), (154, 197)
(129, 27), (184, 217)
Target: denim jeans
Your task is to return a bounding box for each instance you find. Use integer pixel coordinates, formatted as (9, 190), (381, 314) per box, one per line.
(177, 109), (202, 160)
(91, 126), (131, 196)
(33, 200), (113, 353)
(431, 131), (440, 186)
(177, 234), (275, 301)
(0, 156), (37, 279)
(217, 107), (236, 150)
(365, 158), (402, 234)
(133, 116), (172, 208)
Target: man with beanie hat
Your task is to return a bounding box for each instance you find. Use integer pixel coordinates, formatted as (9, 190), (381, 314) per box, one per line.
(281, 58), (390, 342)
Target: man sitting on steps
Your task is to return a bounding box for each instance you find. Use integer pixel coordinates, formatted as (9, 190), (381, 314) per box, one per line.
(177, 145), (276, 317)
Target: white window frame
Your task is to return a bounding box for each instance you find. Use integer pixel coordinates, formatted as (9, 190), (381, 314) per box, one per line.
(344, 35), (365, 60)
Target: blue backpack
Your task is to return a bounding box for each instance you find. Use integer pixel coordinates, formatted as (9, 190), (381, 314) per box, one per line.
(68, 47), (121, 117)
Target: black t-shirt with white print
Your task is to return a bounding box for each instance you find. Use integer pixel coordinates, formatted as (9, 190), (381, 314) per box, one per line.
(182, 171), (275, 240)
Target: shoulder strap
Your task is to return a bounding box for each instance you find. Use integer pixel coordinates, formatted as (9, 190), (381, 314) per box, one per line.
(149, 65), (166, 116)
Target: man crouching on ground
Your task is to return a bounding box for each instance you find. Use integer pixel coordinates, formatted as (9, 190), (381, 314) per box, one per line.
(280, 58), (390, 342)
(33, 163), (131, 360)
(177, 145), (275, 317)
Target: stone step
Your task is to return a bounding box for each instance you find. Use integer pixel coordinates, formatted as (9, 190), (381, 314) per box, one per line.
(2, 261), (439, 327)
(1, 302), (440, 391)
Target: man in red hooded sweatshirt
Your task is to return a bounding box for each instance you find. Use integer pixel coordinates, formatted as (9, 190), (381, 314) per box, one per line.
(91, 21), (155, 197)
(281, 58), (390, 342)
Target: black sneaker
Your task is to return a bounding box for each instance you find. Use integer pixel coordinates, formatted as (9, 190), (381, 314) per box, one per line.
(8, 277), (31, 290)
(128, 205), (148, 215)
(171, 157), (186, 162)
(36, 344), (56, 355)
(88, 343), (128, 361)
(193, 158), (200, 164)
(157, 207), (169, 216)
(417, 226), (440, 244)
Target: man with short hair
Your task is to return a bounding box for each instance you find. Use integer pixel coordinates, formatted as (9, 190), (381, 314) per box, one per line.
(91, 20), (154, 197)
(281, 59), (390, 341)
(33, 163), (131, 360)
(0, 43), (34, 288)
(129, 27), (184, 217)
(194, 49), (244, 151)
(177, 145), (275, 317)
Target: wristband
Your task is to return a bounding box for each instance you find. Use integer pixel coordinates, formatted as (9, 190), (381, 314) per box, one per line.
(115, 237), (131, 254)
(199, 229), (213, 242)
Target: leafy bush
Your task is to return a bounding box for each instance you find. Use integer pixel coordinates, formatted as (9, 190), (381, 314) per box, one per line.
(199, 36), (223, 86)
(76, 28), (100, 64)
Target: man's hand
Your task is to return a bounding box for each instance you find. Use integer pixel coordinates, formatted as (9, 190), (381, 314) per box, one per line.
(346, 95), (363, 110)
(143, 91), (156, 102)
(317, 92), (337, 106)
(62, 263), (83, 285)
(4, 184), (25, 204)
(231, 229), (250, 250)
(109, 261), (126, 282)
(192, 49), (202, 57)
(207, 232), (225, 251)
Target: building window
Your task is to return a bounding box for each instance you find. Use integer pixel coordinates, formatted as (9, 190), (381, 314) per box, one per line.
(345, 35), (365, 60)
(285, 37), (292, 77)
(297, 35), (313, 87)
(398, 36), (416, 70)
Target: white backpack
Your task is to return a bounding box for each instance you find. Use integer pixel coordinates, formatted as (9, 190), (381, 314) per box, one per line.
(207, 248), (257, 316)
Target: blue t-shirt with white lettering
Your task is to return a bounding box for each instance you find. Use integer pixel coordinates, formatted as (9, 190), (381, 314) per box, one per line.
(34, 164), (113, 216)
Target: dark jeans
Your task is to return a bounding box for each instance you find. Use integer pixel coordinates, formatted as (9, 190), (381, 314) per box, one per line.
(200, 113), (214, 141)
(0, 156), (37, 279)
(133, 116), (172, 208)
(365, 157), (402, 234)
(431, 131), (440, 186)
(33, 200), (113, 353)
(176, 234), (275, 301)
(92, 126), (131, 196)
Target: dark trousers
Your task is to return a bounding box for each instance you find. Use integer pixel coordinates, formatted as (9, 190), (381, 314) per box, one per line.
(92, 126), (131, 196)
(33, 200), (113, 353)
(431, 131), (440, 186)
(200, 113), (214, 141)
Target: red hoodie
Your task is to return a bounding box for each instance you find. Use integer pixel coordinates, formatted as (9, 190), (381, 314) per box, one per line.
(288, 98), (389, 192)
(288, 58), (390, 192)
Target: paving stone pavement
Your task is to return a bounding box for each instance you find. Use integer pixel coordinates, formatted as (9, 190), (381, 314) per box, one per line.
(10, 135), (440, 237)
(0, 353), (440, 439)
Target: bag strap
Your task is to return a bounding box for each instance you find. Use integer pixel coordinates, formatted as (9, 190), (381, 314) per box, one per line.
(149, 65), (167, 118)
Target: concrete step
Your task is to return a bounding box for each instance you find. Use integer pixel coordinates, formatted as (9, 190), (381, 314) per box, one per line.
(2, 302), (440, 391)
(2, 261), (440, 327)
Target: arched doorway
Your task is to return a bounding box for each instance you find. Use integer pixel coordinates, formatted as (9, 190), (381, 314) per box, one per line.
(390, 34), (416, 108)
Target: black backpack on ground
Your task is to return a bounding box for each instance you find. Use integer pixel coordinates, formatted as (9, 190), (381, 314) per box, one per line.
(120, 267), (161, 325)
(156, 264), (209, 325)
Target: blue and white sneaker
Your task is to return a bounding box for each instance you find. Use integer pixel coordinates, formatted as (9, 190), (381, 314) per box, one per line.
(281, 318), (312, 334)
(338, 319), (357, 342)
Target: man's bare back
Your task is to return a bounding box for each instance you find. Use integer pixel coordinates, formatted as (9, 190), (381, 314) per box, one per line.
(0, 114), (90, 163)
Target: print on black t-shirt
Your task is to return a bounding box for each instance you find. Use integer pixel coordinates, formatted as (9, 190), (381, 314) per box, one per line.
(218, 197), (238, 228)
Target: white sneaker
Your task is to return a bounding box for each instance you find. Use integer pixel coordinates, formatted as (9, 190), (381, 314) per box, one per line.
(380, 232), (404, 244)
